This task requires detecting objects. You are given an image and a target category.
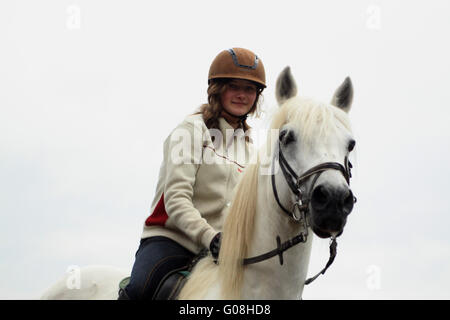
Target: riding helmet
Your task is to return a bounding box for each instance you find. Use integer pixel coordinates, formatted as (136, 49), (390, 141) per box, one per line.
(208, 48), (266, 88)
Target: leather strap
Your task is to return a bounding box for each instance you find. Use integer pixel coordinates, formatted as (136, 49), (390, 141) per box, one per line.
(304, 238), (337, 285)
(243, 234), (306, 266)
(242, 233), (338, 286)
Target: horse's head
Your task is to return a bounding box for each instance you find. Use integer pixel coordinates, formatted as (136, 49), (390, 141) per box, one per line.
(273, 67), (356, 239)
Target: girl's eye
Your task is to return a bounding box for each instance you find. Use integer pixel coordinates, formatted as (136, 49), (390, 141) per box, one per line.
(229, 83), (256, 93)
(245, 86), (257, 94)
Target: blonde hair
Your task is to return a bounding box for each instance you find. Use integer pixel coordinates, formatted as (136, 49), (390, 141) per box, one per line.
(270, 97), (352, 151)
(218, 159), (259, 299)
(177, 159), (260, 300)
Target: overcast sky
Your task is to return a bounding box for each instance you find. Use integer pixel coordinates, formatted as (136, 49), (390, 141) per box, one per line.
(1, 0), (449, 299)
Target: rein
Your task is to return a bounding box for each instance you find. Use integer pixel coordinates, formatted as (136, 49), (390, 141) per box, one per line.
(242, 143), (354, 285)
(243, 234), (307, 266)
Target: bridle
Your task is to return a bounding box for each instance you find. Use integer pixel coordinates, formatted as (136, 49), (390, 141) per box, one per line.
(243, 142), (356, 285)
(274, 143), (353, 223)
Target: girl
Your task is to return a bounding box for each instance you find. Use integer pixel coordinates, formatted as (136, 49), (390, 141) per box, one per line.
(120, 48), (266, 300)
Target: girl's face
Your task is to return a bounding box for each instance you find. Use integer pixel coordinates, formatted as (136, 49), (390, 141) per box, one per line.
(220, 79), (258, 118)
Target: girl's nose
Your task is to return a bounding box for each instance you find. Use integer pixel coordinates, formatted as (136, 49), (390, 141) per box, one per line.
(236, 90), (246, 99)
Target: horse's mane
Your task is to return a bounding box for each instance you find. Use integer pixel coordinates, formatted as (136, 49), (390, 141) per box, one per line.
(176, 155), (260, 300)
(218, 158), (259, 299)
(269, 97), (352, 151)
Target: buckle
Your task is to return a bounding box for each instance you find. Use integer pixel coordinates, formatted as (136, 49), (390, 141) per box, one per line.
(292, 200), (303, 222)
(292, 199), (309, 239)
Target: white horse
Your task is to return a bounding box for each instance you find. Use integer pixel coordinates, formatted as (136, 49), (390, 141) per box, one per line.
(41, 67), (356, 300)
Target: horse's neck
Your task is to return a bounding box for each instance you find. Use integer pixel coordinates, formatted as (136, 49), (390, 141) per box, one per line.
(241, 173), (313, 299)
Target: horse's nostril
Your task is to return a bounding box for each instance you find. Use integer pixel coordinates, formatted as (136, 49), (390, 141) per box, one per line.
(312, 185), (329, 207)
(342, 190), (354, 212)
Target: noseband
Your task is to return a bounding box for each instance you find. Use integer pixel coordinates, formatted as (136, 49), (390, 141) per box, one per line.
(243, 142), (356, 285)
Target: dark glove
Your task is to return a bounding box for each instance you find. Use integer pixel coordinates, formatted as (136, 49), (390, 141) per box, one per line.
(209, 232), (222, 261)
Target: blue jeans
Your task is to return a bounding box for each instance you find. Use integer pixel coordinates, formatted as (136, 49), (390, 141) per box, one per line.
(123, 236), (195, 300)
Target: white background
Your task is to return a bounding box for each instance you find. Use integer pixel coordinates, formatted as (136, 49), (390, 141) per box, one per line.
(1, 0), (449, 299)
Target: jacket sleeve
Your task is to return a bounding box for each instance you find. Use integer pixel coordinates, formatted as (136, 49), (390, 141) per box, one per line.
(162, 120), (218, 249)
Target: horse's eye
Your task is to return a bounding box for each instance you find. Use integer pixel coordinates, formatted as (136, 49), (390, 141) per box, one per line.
(348, 139), (356, 152)
(279, 130), (296, 145)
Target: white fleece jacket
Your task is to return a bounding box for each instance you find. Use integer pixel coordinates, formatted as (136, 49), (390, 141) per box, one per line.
(142, 114), (254, 253)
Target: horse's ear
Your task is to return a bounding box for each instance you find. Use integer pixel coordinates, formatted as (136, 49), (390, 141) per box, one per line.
(276, 66), (298, 106)
(331, 77), (353, 113)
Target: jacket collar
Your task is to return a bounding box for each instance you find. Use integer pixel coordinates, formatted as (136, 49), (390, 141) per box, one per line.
(219, 117), (238, 132)
(218, 117), (254, 148)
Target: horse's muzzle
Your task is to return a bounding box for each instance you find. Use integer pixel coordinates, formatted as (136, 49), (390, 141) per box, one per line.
(310, 184), (354, 238)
